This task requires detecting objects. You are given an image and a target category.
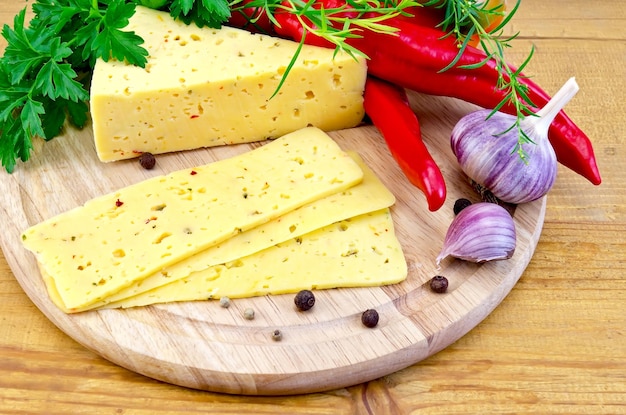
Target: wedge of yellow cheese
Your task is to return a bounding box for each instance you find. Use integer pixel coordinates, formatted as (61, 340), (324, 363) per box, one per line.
(90, 6), (367, 162)
(100, 208), (406, 309)
(61, 152), (394, 312)
(22, 127), (363, 311)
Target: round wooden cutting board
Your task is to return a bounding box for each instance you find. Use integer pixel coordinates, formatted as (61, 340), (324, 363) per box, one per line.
(0, 91), (545, 395)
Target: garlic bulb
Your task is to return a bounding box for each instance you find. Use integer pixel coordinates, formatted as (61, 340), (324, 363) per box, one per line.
(436, 202), (516, 266)
(451, 78), (580, 204)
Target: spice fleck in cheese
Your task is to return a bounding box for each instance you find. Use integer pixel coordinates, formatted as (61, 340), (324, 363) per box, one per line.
(90, 6), (367, 162)
(21, 127), (363, 311)
(100, 208), (406, 309)
(64, 152), (395, 312)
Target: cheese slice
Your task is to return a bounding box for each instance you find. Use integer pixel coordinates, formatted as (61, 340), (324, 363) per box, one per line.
(100, 208), (406, 309)
(90, 6), (367, 162)
(22, 127), (363, 311)
(60, 152), (394, 312)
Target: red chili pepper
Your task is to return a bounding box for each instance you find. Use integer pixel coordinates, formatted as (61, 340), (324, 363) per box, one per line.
(273, 6), (602, 185)
(227, 0), (275, 34)
(364, 77), (446, 211)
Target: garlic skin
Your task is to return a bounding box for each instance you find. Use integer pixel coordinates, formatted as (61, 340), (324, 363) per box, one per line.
(436, 202), (516, 266)
(451, 78), (580, 204)
(451, 110), (557, 204)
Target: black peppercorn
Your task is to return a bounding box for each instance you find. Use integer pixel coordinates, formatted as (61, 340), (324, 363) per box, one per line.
(453, 198), (472, 215)
(361, 309), (379, 328)
(294, 289), (315, 311)
(139, 152), (156, 170)
(430, 275), (449, 293)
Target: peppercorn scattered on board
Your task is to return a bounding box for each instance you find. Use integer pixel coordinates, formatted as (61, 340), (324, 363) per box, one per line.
(0, 94), (546, 396)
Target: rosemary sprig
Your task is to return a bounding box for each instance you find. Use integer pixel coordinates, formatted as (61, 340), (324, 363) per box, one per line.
(431, 0), (537, 160)
(274, 0), (420, 56)
(235, 0), (537, 159)
(230, 0), (422, 96)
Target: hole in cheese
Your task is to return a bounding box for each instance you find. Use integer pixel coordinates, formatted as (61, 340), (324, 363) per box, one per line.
(153, 232), (172, 244)
(333, 74), (342, 87)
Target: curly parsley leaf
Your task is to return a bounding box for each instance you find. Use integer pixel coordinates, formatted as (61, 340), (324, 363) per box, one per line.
(34, 39), (89, 101)
(170, 0), (231, 28)
(0, 59), (37, 173)
(0, 117), (25, 174)
(0, 62), (29, 119)
(171, 0), (195, 15)
(64, 99), (90, 129)
(20, 99), (46, 142)
(93, 0), (149, 66)
(1, 10), (52, 84)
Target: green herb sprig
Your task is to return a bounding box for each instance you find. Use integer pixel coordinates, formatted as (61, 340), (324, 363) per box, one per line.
(0, 0), (150, 173)
(0, 0), (533, 173)
(233, 0), (422, 97)
(0, 0), (420, 172)
(168, 0), (231, 27)
(431, 0), (537, 161)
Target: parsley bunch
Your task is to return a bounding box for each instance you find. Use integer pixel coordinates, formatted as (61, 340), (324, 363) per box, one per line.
(0, 0), (152, 173)
(0, 0), (238, 173)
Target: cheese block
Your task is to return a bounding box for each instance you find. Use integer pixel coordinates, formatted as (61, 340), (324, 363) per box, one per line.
(100, 208), (407, 309)
(21, 127), (364, 311)
(64, 152), (395, 312)
(90, 6), (367, 162)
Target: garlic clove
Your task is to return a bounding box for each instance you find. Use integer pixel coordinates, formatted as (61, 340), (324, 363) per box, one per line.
(436, 202), (516, 266)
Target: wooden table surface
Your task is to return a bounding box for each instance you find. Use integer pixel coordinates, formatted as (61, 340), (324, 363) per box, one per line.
(1, 0), (624, 413)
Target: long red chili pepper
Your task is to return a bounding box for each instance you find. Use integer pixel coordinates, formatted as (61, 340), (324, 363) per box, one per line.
(364, 77), (446, 211)
(272, 6), (602, 185)
(227, 0), (275, 33)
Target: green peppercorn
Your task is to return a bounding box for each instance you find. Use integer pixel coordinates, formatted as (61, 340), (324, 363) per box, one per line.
(361, 309), (379, 328)
(430, 275), (449, 293)
(139, 152), (156, 170)
(294, 289), (315, 311)
(243, 308), (255, 320)
(219, 296), (231, 308)
(453, 198), (472, 215)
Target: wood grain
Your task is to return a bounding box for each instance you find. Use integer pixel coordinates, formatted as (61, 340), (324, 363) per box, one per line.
(1, 0), (625, 413)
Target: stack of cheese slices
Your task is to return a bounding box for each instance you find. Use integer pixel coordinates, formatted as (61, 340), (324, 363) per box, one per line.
(22, 128), (407, 313)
